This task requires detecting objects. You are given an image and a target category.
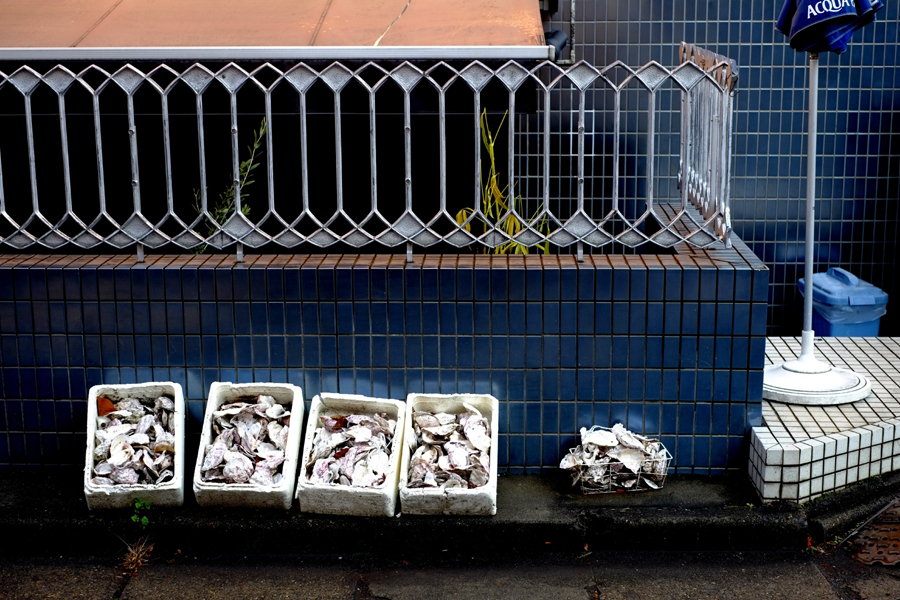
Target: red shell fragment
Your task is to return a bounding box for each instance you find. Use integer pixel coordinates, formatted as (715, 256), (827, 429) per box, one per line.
(97, 396), (116, 417)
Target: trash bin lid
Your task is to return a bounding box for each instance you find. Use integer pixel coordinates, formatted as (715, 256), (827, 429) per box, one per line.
(799, 267), (889, 307)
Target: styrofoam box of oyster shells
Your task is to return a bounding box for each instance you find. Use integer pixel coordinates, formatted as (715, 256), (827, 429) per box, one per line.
(296, 393), (406, 517)
(399, 393), (499, 516)
(83, 382), (185, 510)
(193, 382), (304, 509)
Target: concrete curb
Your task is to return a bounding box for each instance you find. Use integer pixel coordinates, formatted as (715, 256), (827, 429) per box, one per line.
(0, 468), (812, 556)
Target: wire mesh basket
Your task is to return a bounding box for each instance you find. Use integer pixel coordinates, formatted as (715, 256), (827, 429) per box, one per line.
(563, 426), (672, 494)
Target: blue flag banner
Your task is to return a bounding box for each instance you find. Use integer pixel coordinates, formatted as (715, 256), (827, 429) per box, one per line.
(777, 0), (884, 54)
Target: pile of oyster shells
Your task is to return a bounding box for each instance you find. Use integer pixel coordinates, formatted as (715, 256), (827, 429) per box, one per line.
(559, 424), (670, 493)
(406, 403), (492, 489)
(199, 395), (291, 486)
(306, 413), (396, 487)
(91, 395), (177, 486)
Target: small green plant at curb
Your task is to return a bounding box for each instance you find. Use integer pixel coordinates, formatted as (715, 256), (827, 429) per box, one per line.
(131, 498), (151, 530)
(192, 117), (267, 253)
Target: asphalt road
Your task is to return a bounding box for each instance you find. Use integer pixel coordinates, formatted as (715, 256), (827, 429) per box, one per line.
(2, 547), (899, 600)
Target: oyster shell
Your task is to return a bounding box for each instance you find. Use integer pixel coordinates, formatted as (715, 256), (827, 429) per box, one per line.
(91, 396), (181, 492)
(559, 425), (670, 493)
(304, 412), (396, 488)
(406, 405), (492, 490)
(199, 395), (291, 487)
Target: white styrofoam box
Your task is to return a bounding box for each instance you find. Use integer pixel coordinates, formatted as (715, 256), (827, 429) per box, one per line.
(192, 382), (304, 509)
(296, 393), (406, 517)
(399, 393), (500, 516)
(84, 382), (185, 510)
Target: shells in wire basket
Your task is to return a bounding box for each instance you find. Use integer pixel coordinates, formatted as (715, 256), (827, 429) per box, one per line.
(193, 382), (304, 509)
(559, 424), (671, 494)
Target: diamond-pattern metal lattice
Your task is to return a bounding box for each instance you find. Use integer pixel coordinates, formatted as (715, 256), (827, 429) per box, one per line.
(459, 62), (493, 92)
(111, 65), (146, 94)
(8, 66), (42, 95)
(390, 64), (423, 93)
(216, 63), (250, 93)
(284, 64), (317, 93)
(0, 53), (734, 253)
(634, 63), (671, 91)
(566, 62), (600, 90)
(496, 61), (530, 91)
(181, 64), (215, 94)
(42, 66), (77, 94)
(320, 63), (354, 92)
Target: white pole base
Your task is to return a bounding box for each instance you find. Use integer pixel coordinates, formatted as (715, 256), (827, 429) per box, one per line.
(762, 359), (871, 405)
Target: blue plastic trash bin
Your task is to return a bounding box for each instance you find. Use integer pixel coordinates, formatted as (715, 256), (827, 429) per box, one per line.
(798, 267), (888, 336)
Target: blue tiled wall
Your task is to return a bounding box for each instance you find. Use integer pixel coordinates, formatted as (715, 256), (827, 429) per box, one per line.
(0, 237), (768, 474)
(549, 0), (900, 335)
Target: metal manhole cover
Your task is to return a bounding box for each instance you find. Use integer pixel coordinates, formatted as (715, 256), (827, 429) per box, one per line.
(849, 503), (900, 565)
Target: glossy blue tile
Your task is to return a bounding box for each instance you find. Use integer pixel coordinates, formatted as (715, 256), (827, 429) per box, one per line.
(509, 269), (525, 301)
(319, 303), (337, 335)
(561, 268), (577, 301)
(320, 336), (337, 367)
(576, 402), (594, 430)
(235, 336), (252, 368)
(647, 267), (664, 302)
(439, 268), (455, 301)
(508, 402), (524, 433)
(49, 302), (66, 334)
(508, 435), (524, 465)
(317, 269), (335, 301)
(717, 268), (735, 302)
(336, 268), (352, 300)
(65, 303), (82, 334)
(404, 269), (420, 300)
(455, 269), (473, 301)
(422, 303), (439, 335)
(404, 336), (421, 367)
(525, 269), (542, 301)
(700, 269), (717, 301)
(559, 302), (576, 334)
(610, 369), (627, 400)
(422, 337), (439, 368)
(338, 336), (354, 366)
(301, 266), (318, 299)
(543, 303), (559, 334)
(370, 336), (387, 368)
(543, 269), (560, 302)
(287, 336), (303, 367)
(682, 267), (699, 301)
(730, 370), (747, 402)
(464, 336), (486, 368)
(284, 268), (301, 301)
(284, 303), (302, 335)
(609, 401), (626, 425)
(303, 336), (319, 367)
(473, 269), (490, 301)
(488, 337), (505, 369)
(438, 337), (455, 368)
(503, 370), (522, 401)
(423, 269), (439, 301)
(525, 402), (542, 433)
